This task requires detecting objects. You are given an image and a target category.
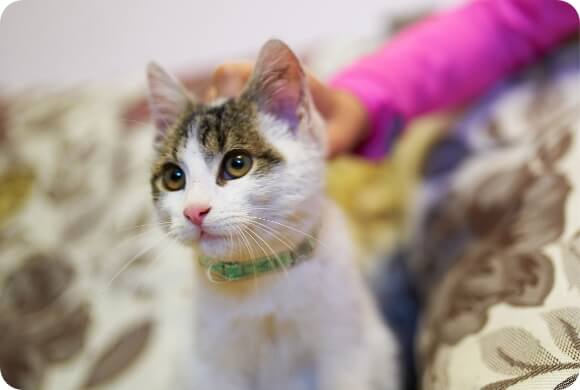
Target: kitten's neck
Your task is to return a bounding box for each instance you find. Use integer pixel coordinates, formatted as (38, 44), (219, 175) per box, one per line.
(194, 196), (326, 291)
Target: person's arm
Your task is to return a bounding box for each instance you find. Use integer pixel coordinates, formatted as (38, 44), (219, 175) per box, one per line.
(330, 0), (579, 159)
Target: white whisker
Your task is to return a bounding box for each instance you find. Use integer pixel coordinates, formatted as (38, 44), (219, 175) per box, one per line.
(245, 215), (329, 251)
(233, 224), (261, 294)
(102, 234), (167, 291)
(245, 226), (290, 280)
(240, 218), (296, 254)
(133, 238), (177, 293)
(115, 220), (172, 233)
(241, 226), (275, 275)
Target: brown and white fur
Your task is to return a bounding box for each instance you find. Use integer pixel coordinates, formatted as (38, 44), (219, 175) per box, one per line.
(147, 39), (400, 390)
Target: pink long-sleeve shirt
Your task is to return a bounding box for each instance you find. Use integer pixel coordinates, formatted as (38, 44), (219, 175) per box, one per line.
(330, 0), (579, 159)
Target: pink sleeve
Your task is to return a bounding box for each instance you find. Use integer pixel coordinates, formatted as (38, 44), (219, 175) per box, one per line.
(330, 0), (579, 159)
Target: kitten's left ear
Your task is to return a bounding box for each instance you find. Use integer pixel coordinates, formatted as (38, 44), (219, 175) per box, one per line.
(146, 63), (194, 138)
(246, 39), (306, 128)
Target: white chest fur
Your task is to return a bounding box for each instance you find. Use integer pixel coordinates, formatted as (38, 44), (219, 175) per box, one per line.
(188, 202), (400, 390)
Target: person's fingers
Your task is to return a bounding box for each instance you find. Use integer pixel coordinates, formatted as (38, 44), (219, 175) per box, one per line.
(324, 91), (370, 158)
(326, 122), (351, 158)
(211, 63), (253, 98)
(326, 120), (363, 158)
(204, 86), (218, 102)
(304, 72), (334, 118)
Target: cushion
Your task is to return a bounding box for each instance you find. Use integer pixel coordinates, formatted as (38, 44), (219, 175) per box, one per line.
(411, 44), (580, 390)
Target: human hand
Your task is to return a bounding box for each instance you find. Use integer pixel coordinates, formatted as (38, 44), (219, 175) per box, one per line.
(205, 63), (369, 158)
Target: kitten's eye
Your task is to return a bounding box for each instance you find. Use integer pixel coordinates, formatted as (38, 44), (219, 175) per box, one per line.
(161, 163), (186, 191)
(222, 151), (253, 180)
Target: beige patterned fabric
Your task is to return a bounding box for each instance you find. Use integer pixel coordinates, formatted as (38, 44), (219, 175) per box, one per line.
(0, 89), (195, 389)
(413, 46), (580, 389)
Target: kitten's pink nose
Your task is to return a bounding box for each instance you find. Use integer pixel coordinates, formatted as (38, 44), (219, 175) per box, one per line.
(183, 205), (211, 226)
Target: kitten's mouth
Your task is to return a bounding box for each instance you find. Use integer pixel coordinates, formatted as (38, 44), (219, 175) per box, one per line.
(199, 230), (224, 241)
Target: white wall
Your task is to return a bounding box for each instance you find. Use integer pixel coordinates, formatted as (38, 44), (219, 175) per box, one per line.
(0, 0), (440, 90)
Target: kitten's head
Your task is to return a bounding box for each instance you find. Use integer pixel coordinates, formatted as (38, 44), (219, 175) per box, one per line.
(147, 40), (326, 259)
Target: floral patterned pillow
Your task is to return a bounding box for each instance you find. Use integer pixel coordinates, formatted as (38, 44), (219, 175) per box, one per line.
(412, 45), (580, 389)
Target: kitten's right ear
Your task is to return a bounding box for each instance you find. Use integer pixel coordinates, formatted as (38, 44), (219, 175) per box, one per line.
(246, 39), (306, 129)
(146, 62), (193, 137)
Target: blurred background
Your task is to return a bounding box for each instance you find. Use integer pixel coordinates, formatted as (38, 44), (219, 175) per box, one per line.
(0, 0), (458, 90)
(1, 1), (577, 390)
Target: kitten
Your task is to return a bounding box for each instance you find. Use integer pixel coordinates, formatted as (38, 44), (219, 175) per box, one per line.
(146, 39), (400, 390)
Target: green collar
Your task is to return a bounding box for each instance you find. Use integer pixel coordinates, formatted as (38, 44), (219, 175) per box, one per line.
(198, 237), (317, 282)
